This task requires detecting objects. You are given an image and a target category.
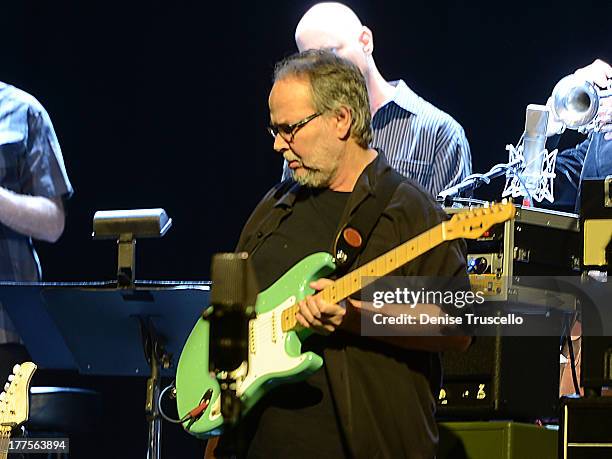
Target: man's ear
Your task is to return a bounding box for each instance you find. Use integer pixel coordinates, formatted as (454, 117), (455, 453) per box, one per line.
(359, 26), (374, 55)
(334, 106), (352, 141)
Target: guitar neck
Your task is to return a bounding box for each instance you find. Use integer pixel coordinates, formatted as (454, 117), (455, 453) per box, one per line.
(0, 426), (10, 459)
(281, 222), (446, 331)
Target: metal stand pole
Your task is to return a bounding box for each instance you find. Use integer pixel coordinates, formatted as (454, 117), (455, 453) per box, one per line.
(138, 317), (171, 459)
(145, 351), (162, 459)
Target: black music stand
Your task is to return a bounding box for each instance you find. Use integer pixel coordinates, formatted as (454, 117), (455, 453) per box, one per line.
(0, 280), (210, 459)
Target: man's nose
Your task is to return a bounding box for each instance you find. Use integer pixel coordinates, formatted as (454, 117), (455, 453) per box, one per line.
(273, 133), (290, 153)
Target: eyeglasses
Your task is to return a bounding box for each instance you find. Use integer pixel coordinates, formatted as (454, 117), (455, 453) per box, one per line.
(267, 112), (321, 142)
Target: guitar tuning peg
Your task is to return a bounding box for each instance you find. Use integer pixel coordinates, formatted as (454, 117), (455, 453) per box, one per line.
(4, 383), (9, 391)
(12, 364), (20, 374)
(0, 391), (5, 400)
(484, 201), (490, 208)
(7, 375), (14, 382)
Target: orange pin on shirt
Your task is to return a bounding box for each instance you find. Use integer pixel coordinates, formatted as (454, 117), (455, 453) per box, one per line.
(343, 227), (363, 248)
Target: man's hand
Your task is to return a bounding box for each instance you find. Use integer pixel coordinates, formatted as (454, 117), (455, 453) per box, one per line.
(574, 59), (612, 140)
(547, 59), (612, 137)
(574, 59), (612, 89)
(295, 280), (472, 351)
(295, 278), (347, 335)
(598, 94), (612, 140)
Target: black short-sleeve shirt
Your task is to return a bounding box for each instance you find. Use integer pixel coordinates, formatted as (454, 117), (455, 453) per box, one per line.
(233, 153), (468, 458)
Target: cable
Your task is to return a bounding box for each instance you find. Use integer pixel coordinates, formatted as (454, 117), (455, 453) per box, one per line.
(567, 335), (581, 395)
(443, 196), (489, 207)
(506, 166), (533, 206)
(438, 158), (522, 201)
(157, 382), (212, 424)
(158, 383), (184, 424)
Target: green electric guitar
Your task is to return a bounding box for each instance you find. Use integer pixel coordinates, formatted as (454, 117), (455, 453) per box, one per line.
(175, 201), (516, 438)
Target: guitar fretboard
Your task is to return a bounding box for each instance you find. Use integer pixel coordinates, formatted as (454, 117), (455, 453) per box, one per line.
(280, 222), (447, 332)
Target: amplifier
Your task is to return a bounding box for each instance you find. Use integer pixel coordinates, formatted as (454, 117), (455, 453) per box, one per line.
(437, 335), (560, 421)
(581, 177), (612, 270)
(446, 204), (581, 300)
(560, 396), (612, 459)
(438, 205), (579, 420)
(438, 421), (557, 459)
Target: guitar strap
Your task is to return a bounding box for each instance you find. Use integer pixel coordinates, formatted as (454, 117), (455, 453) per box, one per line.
(332, 167), (403, 276)
(325, 165), (404, 457)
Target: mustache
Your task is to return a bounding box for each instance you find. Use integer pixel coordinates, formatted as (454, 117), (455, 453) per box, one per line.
(284, 153), (303, 166)
(283, 152), (319, 173)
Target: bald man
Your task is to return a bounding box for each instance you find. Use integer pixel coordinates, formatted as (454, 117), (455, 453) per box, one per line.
(284, 2), (472, 197)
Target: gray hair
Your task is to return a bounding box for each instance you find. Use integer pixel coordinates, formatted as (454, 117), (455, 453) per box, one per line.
(273, 49), (372, 149)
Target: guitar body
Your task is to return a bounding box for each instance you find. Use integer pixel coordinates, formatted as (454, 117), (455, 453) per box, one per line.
(175, 252), (336, 438)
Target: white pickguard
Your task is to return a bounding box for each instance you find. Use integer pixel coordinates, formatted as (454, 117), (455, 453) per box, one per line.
(236, 296), (308, 397)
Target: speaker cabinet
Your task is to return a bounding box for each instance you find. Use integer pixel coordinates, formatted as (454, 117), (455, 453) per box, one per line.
(581, 336), (612, 392)
(438, 421), (557, 459)
(560, 396), (612, 459)
(437, 336), (560, 420)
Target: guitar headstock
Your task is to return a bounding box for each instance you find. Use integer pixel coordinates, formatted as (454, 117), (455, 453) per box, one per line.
(445, 200), (516, 240)
(0, 362), (37, 427)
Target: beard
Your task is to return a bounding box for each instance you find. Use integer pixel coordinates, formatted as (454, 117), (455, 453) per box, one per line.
(290, 163), (337, 188)
(285, 153), (337, 188)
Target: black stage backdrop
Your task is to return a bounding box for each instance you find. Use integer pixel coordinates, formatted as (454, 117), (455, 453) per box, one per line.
(2, 0), (610, 283)
(1, 0), (611, 456)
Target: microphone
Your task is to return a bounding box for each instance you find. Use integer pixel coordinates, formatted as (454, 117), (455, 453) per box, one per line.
(521, 104), (550, 201)
(205, 252), (258, 424)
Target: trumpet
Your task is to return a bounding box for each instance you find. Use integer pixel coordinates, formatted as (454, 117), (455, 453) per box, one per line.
(550, 74), (612, 133)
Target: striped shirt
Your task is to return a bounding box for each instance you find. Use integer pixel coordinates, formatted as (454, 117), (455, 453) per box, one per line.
(372, 80), (471, 196)
(282, 80), (471, 197)
(0, 82), (73, 281)
(0, 82), (73, 344)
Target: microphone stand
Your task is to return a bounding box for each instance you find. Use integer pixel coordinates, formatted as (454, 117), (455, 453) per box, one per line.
(206, 252), (258, 459)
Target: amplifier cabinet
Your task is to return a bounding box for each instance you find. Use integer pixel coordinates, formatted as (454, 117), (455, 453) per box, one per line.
(560, 396), (612, 459)
(438, 336), (560, 420)
(439, 206), (579, 420)
(438, 421), (557, 459)
(446, 205), (581, 299)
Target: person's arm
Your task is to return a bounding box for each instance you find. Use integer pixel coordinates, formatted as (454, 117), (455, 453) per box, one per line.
(574, 59), (612, 90)
(0, 188), (65, 242)
(432, 121), (472, 196)
(598, 94), (612, 141)
(296, 279), (472, 352)
(0, 99), (72, 243)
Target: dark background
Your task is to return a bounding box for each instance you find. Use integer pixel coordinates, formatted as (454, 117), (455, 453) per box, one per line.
(2, 0), (610, 283)
(1, 0), (610, 457)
